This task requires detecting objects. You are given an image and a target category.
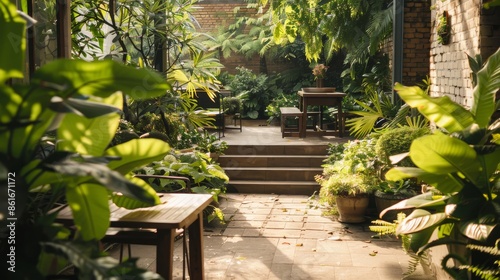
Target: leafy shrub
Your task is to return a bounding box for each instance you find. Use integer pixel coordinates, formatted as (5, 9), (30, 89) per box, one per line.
(222, 96), (242, 115)
(316, 138), (381, 199)
(266, 92), (300, 123)
(229, 67), (271, 119)
(375, 126), (431, 167)
(135, 151), (229, 223)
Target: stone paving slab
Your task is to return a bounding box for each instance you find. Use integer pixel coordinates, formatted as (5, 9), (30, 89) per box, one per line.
(107, 193), (437, 279)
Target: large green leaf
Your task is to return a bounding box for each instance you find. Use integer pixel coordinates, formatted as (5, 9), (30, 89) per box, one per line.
(408, 226), (437, 254)
(44, 153), (158, 205)
(50, 96), (122, 118)
(66, 184), (110, 240)
(379, 192), (448, 218)
(21, 159), (67, 190)
(57, 93), (122, 156)
(385, 166), (464, 193)
(410, 133), (480, 179)
(396, 209), (447, 236)
(460, 220), (498, 242)
(0, 85), (22, 156)
(31, 59), (171, 100)
(5, 87), (56, 164)
(394, 84), (475, 133)
(111, 176), (160, 209)
(471, 48), (500, 128)
(105, 138), (170, 175)
(0, 1), (26, 82)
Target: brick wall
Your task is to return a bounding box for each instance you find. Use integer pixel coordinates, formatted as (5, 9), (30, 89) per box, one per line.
(430, 0), (499, 108)
(192, 0), (264, 74)
(480, 3), (500, 62)
(403, 0), (432, 86)
(374, 1), (432, 87)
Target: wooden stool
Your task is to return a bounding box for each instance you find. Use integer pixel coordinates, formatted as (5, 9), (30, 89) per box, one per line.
(280, 107), (303, 138)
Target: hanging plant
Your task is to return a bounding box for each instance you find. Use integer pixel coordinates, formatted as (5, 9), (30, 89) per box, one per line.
(437, 11), (450, 45)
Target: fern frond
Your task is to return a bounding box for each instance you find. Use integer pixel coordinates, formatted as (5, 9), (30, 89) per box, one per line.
(458, 264), (500, 280)
(466, 243), (500, 256)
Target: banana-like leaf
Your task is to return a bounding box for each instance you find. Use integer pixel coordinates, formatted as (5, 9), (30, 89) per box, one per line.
(410, 133), (480, 179)
(0, 85), (23, 155)
(394, 84), (475, 133)
(460, 220), (498, 242)
(66, 184), (110, 240)
(111, 176), (160, 209)
(105, 138), (170, 175)
(385, 166), (463, 193)
(31, 59), (171, 100)
(416, 236), (465, 256)
(471, 48), (500, 128)
(396, 209), (447, 236)
(0, 1), (26, 82)
(379, 192), (448, 218)
(43, 154), (157, 205)
(49, 96), (121, 118)
(478, 148), (500, 192)
(57, 93), (122, 156)
(1, 86), (56, 163)
(408, 226), (437, 254)
(22, 159), (67, 190)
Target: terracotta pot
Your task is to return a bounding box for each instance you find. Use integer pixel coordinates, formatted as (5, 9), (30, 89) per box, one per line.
(335, 195), (369, 223)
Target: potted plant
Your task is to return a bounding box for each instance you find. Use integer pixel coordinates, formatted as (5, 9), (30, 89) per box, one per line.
(374, 126), (431, 219)
(316, 138), (381, 223)
(374, 179), (419, 221)
(437, 11), (450, 45)
(317, 172), (377, 223)
(380, 48), (500, 279)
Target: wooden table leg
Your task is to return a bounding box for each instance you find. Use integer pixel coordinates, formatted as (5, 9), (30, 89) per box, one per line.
(301, 106), (307, 138)
(156, 229), (175, 279)
(187, 213), (205, 280)
(338, 102), (344, 137)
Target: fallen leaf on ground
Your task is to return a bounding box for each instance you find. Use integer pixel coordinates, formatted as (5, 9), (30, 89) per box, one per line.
(328, 236), (342, 241)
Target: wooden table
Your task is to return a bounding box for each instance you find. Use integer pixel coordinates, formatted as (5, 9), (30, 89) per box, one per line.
(56, 193), (213, 279)
(297, 91), (346, 138)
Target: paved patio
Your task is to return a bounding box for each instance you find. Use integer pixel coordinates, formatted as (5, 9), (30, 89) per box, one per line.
(108, 122), (436, 279)
(108, 193), (435, 279)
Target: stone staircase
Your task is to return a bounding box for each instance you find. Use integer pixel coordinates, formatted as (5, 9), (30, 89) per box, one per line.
(218, 144), (328, 195)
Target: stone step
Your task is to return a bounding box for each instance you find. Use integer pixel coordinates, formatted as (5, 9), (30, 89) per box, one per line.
(218, 155), (326, 168)
(224, 167), (322, 181)
(225, 144), (329, 156)
(226, 180), (320, 195)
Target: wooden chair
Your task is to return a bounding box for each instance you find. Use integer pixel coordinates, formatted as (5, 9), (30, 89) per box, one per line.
(195, 90), (225, 138)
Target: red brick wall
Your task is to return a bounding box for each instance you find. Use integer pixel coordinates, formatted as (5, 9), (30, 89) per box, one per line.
(192, 1), (263, 74)
(403, 0), (432, 86)
(480, 5), (500, 61)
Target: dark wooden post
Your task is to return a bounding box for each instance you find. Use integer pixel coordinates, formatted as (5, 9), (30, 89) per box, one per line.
(56, 0), (71, 58)
(392, 0), (404, 105)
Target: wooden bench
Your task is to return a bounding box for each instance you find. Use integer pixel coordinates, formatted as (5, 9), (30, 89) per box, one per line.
(280, 107), (303, 138)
